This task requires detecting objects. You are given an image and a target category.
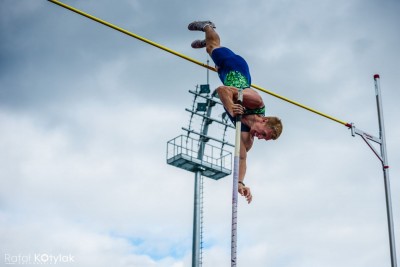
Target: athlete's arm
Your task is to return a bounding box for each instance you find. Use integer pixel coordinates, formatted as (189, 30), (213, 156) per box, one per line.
(216, 86), (244, 116)
(239, 133), (253, 204)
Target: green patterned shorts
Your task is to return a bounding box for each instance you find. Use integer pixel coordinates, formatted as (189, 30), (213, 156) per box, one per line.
(224, 71), (250, 89)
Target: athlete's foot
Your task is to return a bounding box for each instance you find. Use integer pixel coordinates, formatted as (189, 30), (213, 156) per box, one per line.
(188, 21), (216, 32)
(191, 39), (206, 49)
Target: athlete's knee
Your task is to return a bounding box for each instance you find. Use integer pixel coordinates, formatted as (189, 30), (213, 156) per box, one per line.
(206, 44), (219, 55)
(206, 45), (213, 55)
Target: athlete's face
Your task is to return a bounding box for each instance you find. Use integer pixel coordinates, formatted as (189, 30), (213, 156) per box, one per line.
(250, 125), (273, 141)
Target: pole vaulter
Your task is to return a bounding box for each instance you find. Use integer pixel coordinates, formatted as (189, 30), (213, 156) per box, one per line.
(47, 1), (397, 267)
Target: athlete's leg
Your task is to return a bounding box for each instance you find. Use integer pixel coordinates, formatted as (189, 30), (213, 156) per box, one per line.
(204, 26), (221, 55)
(189, 21), (221, 55)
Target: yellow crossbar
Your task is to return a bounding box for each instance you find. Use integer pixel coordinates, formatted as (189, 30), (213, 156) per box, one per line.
(48, 0), (350, 127)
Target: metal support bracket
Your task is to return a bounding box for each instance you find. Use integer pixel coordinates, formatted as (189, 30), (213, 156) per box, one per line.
(350, 123), (384, 164)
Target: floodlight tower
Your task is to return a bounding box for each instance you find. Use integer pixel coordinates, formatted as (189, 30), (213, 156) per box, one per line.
(166, 64), (234, 267)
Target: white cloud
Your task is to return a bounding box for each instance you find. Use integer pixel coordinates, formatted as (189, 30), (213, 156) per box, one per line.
(1, 0), (399, 266)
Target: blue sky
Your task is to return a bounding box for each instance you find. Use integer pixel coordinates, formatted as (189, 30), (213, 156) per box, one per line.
(1, 0), (399, 266)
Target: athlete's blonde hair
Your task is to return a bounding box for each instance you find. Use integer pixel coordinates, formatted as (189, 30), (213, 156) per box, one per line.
(264, 117), (283, 140)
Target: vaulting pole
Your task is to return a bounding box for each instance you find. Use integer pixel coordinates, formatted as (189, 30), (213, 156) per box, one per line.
(47, 0), (350, 128)
(231, 89), (243, 267)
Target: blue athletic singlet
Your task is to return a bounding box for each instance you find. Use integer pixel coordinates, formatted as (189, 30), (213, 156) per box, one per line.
(211, 47), (251, 89)
(212, 47), (261, 132)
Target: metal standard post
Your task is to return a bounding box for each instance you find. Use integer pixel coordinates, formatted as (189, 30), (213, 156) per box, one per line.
(231, 89), (243, 266)
(374, 75), (397, 267)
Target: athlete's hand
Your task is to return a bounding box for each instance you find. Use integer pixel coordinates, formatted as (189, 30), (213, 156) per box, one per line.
(232, 103), (245, 116)
(238, 183), (252, 204)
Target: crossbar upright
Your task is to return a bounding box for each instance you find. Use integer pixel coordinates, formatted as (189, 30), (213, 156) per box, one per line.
(374, 75), (397, 267)
(349, 75), (397, 267)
